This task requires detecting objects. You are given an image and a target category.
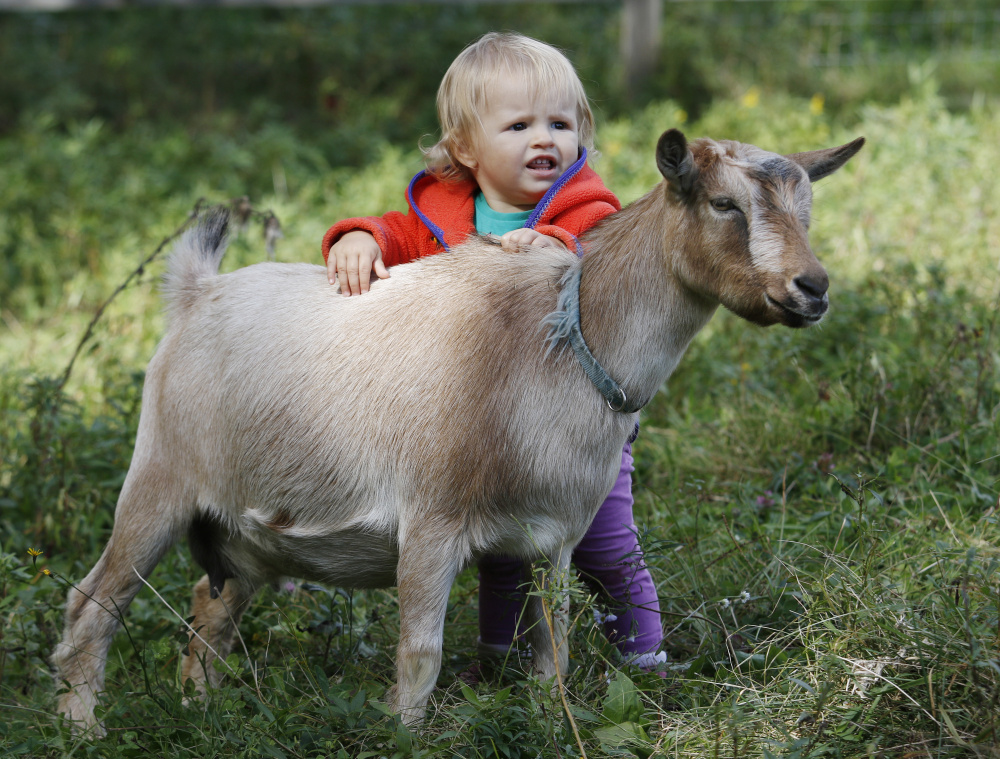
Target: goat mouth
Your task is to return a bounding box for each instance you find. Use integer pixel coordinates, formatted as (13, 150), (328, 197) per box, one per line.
(766, 295), (825, 327)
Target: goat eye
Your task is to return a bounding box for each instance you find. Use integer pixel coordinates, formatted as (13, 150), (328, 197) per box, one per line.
(710, 198), (737, 212)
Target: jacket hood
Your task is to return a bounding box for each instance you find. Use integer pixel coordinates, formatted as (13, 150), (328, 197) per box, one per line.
(407, 148), (619, 250)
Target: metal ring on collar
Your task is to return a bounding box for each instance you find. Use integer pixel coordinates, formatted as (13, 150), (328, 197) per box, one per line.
(606, 389), (628, 412)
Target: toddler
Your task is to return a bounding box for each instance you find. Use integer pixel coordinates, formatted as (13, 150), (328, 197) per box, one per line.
(322, 32), (665, 669)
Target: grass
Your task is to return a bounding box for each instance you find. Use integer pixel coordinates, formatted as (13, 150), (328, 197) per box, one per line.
(1, 79), (999, 757)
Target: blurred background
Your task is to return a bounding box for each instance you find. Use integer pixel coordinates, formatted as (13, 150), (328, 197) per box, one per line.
(3, 0), (999, 140)
(2, 0), (998, 323)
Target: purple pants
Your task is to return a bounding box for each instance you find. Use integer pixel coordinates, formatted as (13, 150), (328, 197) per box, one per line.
(478, 442), (663, 656)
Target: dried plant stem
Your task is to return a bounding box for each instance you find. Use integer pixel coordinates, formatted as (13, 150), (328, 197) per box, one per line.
(541, 591), (587, 759)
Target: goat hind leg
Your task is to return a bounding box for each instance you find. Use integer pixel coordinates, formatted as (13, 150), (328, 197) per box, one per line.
(182, 574), (259, 700)
(52, 470), (184, 733)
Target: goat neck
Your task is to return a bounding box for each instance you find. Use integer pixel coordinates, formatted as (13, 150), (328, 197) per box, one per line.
(576, 185), (717, 411)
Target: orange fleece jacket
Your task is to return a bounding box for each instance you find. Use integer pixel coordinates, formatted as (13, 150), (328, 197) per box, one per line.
(321, 153), (620, 266)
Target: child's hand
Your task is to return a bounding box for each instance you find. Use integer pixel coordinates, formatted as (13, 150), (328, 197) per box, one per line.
(499, 229), (568, 252)
(328, 230), (390, 296)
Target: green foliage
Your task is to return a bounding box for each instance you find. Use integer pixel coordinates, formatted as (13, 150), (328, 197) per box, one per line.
(1, 26), (999, 757)
(3, 1), (999, 322)
(3, 2), (997, 139)
(0, 5), (622, 146)
(594, 673), (653, 757)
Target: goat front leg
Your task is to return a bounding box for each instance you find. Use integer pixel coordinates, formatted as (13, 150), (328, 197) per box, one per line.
(389, 531), (463, 726)
(525, 545), (573, 685)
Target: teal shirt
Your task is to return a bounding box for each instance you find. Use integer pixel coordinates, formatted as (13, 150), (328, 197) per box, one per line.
(474, 192), (532, 236)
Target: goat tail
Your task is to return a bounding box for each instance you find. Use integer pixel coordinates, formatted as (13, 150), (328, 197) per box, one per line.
(162, 208), (231, 325)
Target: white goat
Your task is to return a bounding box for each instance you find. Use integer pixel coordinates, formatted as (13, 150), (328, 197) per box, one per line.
(53, 129), (863, 732)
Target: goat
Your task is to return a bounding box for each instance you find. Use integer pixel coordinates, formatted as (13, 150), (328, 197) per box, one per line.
(53, 129), (863, 732)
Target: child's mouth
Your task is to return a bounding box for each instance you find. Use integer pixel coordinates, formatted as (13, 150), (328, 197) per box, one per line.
(527, 157), (557, 173)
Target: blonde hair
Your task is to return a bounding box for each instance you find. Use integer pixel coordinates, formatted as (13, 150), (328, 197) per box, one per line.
(423, 32), (596, 182)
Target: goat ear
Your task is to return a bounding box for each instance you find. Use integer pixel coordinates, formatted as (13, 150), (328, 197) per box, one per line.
(656, 129), (697, 194)
(786, 137), (865, 182)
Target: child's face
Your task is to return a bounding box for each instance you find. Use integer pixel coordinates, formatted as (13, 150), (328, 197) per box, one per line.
(456, 81), (580, 213)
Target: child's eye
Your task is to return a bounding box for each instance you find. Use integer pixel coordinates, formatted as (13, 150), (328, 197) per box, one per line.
(552, 121), (569, 130)
(509, 122), (527, 131)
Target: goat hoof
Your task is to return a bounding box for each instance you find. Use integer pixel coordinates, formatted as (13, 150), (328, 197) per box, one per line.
(57, 692), (105, 738)
(58, 711), (106, 739)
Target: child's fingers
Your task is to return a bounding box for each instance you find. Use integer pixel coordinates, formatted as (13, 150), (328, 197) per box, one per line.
(358, 249), (389, 293)
(346, 261), (362, 296)
(500, 229), (535, 251)
(357, 252), (373, 294)
(501, 229), (569, 252)
(337, 252), (359, 296)
(331, 241), (386, 295)
(534, 236), (566, 250)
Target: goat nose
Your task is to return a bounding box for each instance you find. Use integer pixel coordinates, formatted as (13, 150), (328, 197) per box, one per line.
(794, 274), (829, 302)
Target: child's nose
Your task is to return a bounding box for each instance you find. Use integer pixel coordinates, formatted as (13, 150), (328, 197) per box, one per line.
(530, 127), (556, 147)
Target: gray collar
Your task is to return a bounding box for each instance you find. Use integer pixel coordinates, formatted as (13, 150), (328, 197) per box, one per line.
(543, 266), (644, 414)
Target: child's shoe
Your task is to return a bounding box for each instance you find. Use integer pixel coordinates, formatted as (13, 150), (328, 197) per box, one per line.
(625, 650), (668, 677)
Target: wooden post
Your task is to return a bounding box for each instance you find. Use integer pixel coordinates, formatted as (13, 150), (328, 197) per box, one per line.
(620, 0), (663, 97)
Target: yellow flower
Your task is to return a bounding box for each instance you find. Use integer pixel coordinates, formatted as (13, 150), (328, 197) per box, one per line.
(810, 93), (825, 116)
(27, 547), (42, 557)
(742, 87), (761, 109)
(43, 568), (52, 576)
